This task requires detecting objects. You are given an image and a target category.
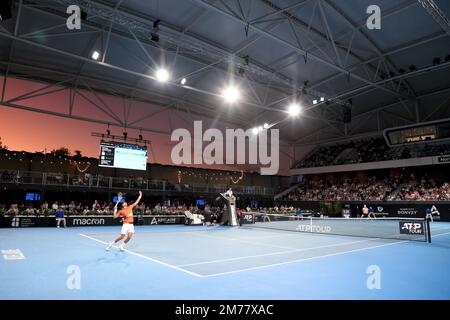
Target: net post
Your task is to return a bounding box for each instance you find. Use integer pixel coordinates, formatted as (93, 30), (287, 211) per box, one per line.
(426, 218), (431, 243)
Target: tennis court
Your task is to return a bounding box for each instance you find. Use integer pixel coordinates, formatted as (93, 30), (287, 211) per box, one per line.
(1, 220), (450, 299)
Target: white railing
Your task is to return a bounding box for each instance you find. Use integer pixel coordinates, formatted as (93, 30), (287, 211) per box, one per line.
(0, 170), (274, 195)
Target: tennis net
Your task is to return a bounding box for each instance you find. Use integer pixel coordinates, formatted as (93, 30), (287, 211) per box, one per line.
(242, 214), (431, 242)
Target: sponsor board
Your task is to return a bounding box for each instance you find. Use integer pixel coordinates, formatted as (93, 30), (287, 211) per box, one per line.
(0, 216), (184, 228)
(7, 216), (53, 228)
(396, 207), (418, 216)
(149, 217), (180, 225)
(72, 218), (105, 226)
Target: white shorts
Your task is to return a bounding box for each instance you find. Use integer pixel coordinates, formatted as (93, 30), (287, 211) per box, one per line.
(121, 223), (135, 235)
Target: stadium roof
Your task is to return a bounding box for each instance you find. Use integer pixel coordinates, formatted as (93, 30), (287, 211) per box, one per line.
(1, 0), (450, 146)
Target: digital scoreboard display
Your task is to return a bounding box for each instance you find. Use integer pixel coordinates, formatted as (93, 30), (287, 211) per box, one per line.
(384, 118), (450, 147)
(25, 193), (41, 201)
(99, 141), (147, 170)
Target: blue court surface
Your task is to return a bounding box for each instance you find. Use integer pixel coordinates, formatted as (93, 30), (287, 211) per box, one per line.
(1, 223), (450, 300)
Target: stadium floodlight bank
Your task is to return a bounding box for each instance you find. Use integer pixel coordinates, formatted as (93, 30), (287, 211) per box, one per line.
(243, 215), (432, 242)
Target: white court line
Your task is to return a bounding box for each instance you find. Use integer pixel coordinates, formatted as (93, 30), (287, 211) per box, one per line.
(80, 230), (450, 279)
(79, 233), (204, 278)
(180, 231), (450, 268)
(176, 238), (378, 267)
(201, 240), (409, 278)
(197, 231), (450, 277)
(431, 231), (450, 238)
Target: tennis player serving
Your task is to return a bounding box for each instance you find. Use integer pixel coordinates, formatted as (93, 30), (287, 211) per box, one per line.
(106, 190), (142, 252)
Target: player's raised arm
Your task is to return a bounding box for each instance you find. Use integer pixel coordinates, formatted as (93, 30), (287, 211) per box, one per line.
(131, 191), (142, 207)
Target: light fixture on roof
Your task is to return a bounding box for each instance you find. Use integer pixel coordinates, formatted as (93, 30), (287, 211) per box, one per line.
(155, 68), (170, 82)
(151, 19), (160, 42)
(320, 97), (325, 102)
(263, 123), (269, 129)
(221, 85), (240, 104)
(287, 103), (302, 117)
(91, 50), (100, 60)
(313, 99), (318, 105)
(252, 127), (259, 135)
(180, 77), (187, 85)
(258, 126), (263, 132)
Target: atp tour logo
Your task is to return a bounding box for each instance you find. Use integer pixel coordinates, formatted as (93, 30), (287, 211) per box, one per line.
(11, 217), (20, 227)
(377, 206), (383, 213)
(399, 221), (424, 235)
(296, 224), (332, 233)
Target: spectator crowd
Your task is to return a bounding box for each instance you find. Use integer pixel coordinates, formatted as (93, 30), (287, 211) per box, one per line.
(284, 175), (450, 201)
(295, 137), (450, 168)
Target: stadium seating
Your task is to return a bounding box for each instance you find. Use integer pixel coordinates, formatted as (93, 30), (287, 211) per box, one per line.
(283, 176), (450, 201)
(294, 137), (450, 169)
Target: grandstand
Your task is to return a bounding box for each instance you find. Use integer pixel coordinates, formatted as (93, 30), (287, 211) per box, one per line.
(1, 0), (450, 305)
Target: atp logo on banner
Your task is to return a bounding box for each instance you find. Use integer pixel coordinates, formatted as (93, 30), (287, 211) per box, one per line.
(399, 221), (424, 235)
